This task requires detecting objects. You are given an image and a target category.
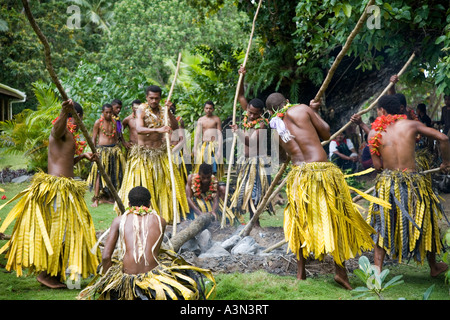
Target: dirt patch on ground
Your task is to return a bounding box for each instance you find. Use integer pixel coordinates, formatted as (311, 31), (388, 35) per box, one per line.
(167, 220), (372, 278)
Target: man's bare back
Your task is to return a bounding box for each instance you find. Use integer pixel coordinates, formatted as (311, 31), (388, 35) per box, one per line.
(103, 210), (167, 275)
(280, 103), (330, 165)
(369, 113), (450, 172)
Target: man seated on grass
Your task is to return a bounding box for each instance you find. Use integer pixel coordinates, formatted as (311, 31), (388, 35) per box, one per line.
(78, 186), (216, 300)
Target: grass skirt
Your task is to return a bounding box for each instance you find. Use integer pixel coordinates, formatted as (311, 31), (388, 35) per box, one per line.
(115, 144), (189, 223)
(77, 249), (216, 300)
(367, 170), (447, 263)
(194, 141), (224, 180)
(0, 172), (100, 280)
(284, 162), (378, 266)
(230, 155), (273, 217)
(86, 144), (126, 193)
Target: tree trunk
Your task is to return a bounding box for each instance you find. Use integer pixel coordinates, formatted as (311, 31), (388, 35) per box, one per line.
(168, 214), (213, 253)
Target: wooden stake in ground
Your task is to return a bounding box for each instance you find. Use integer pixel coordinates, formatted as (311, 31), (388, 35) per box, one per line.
(238, 1), (374, 235)
(221, 0), (264, 228)
(321, 52), (416, 146)
(165, 53), (183, 237)
(21, 0), (125, 214)
(239, 157), (289, 237)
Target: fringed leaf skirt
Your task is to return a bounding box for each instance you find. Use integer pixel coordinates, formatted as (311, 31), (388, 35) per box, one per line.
(77, 249), (216, 300)
(115, 144), (189, 223)
(367, 170), (447, 263)
(0, 172), (100, 280)
(230, 155), (273, 217)
(284, 162), (379, 266)
(86, 144), (126, 193)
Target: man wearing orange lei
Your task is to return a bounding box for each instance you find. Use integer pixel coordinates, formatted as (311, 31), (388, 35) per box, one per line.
(367, 95), (449, 277)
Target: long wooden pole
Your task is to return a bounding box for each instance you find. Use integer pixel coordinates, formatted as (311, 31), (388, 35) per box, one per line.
(239, 157), (289, 237)
(238, 1), (375, 234)
(21, 0), (125, 214)
(166, 53), (183, 237)
(321, 52), (416, 146)
(221, 0), (264, 228)
(314, 0), (374, 102)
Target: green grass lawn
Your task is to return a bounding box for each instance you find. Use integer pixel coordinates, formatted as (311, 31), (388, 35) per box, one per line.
(0, 178), (449, 300)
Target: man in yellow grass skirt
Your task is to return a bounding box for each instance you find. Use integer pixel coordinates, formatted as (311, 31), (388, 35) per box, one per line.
(367, 95), (449, 276)
(193, 101), (224, 180)
(87, 103), (126, 207)
(115, 85), (189, 224)
(229, 97), (274, 227)
(186, 163), (240, 224)
(0, 100), (101, 289)
(78, 186), (215, 300)
(266, 93), (391, 290)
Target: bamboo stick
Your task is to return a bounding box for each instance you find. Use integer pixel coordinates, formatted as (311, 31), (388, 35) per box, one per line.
(221, 0), (264, 228)
(321, 52), (416, 146)
(314, 0), (375, 102)
(166, 53), (183, 237)
(21, 0), (125, 214)
(239, 158), (289, 237)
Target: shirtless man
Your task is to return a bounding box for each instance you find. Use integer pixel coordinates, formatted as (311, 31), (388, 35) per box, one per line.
(122, 99), (141, 148)
(115, 85), (189, 223)
(88, 103), (125, 207)
(367, 95), (449, 277)
(186, 163), (224, 220)
(78, 186), (215, 300)
(265, 92), (380, 290)
(103, 186), (166, 275)
(0, 100), (100, 289)
(227, 66), (273, 225)
(194, 101), (223, 178)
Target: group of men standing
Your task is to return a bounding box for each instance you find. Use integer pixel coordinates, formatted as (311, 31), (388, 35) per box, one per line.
(0, 66), (448, 297)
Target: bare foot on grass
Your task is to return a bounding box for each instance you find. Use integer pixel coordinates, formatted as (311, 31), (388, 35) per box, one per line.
(37, 272), (67, 289)
(430, 262), (448, 277)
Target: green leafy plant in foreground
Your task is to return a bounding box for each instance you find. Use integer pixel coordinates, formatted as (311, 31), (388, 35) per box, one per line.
(352, 256), (404, 300)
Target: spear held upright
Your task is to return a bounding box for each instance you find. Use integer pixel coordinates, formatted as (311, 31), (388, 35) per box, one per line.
(21, 0), (125, 214)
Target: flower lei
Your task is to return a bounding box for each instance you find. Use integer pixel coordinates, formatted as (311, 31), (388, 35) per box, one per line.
(126, 206), (156, 216)
(368, 114), (407, 156)
(241, 111), (269, 130)
(192, 174), (218, 201)
(52, 116), (87, 156)
(99, 115), (117, 137)
(269, 103), (293, 121)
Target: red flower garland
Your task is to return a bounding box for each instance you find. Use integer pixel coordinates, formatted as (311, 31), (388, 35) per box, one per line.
(52, 117), (86, 156)
(368, 114), (406, 156)
(99, 116), (116, 137)
(241, 111), (268, 130)
(192, 174), (217, 201)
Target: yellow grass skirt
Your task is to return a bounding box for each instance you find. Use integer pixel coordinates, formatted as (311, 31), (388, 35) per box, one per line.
(284, 162), (382, 266)
(194, 141), (224, 180)
(86, 144), (126, 192)
(115, 144), (189, 223)
(367, 170), (446, 263)
(230, 156), (273, 217)
(77, 249), (216, 300)
(0, 172), (100, 281)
